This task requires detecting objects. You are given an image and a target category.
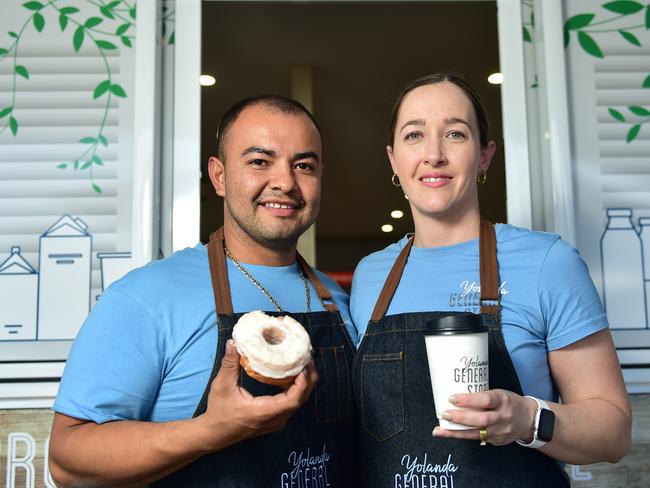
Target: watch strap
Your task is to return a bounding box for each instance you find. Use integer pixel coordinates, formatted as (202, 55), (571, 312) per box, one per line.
(516, 396), (550, 449)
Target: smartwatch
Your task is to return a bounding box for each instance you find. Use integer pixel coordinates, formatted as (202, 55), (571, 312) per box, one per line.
(516, 396), (555, 449)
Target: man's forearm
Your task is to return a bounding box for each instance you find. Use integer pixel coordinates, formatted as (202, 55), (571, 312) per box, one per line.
(49, 415), (212, 487)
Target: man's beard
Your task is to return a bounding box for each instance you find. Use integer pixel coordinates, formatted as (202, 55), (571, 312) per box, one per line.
(225, 201), (317, 251)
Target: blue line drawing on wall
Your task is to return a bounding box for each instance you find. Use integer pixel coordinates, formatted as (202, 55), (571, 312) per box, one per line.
(640, 218), (650, 329)
(0, 214), (135, 343)
(0, 247), (38, 341)
(97, 252), (133, 293)
(37, 215), (92, 340)
(600, 208), (648, 329)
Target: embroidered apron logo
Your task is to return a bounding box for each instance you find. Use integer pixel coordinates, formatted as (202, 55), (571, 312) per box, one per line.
(281, 444), (331, 487)
(449, 280), (510, 311)
(395, 453), (458, 488)
(454, 355), (489, 393)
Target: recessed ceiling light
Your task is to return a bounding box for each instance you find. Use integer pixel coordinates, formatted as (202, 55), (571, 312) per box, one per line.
(381, 224), (394, 233)
(200, 75), (216, 86)
(391, 210), (404, 219)
(487, 72), (503, 85)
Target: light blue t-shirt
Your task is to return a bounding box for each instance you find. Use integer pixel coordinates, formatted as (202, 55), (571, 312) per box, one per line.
(350, 224), (608, 401)
(53, 244), (356, 424)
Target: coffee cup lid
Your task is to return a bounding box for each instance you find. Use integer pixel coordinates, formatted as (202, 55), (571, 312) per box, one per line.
(423, 313), (488, 335)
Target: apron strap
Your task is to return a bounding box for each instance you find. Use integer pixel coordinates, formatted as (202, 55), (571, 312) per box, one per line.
(369, 219), (500, 322)
(296, 253), (340, 313)
(479, 219), (500, 319)
(208, 227), (234, 315)
(207, 227), (339, 315)
(369, 235), (415, 322)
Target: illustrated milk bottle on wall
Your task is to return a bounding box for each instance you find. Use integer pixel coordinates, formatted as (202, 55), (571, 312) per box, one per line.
(640, 217), (650, 329)
(600, 208), (646, 329)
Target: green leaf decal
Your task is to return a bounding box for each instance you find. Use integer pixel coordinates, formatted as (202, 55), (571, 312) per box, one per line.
(9, 32), (19, 39)
(619, 30), (641, 46)
(23, 1), (44, 11)
(577, 31), (604, 58)
(121, 36), (132, 48)
(603, 1), (644, 15)
(643, 74), (650, 88)
(15, 65), (29, 79)
(92, 155), (103, 166)
(96, 40), (117, 50)
(626, 124), (641, 142)
(100, 6), (115, 20)
(59, 14), (69, 31)
(523, 26), (532, 43)
(629, 106), (650, 116)
(531, 12), (535, 28)
(168, 32), (175, 45)
(80, 137), (96, 144)
(0, 48), (8, 55)
(84, 17), (103, 28)
(110, 84), (127, 97)
(0, 107), (12, 118)
(116, 23), (130, 35)
(129, 5), (137, 20)
(608, 108), (625, 122)
(646, 5), (650, 28)
(81, 161), (92, 170)
(93, 79), (111, 99)
(565, 14), (595, 30)
(73, 25), (85, 52)
(57, 163), (67, 169)
(33, 12), (45, 32)
(99, 134), (108, 146)
(93, 183), (102, 194)
(107, 1), (121, 8)
(59, 7), (79, 15)
(9, 116), (18, 136)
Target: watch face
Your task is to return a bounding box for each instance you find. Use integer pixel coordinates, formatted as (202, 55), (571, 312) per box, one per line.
(537, 409), (555, 443)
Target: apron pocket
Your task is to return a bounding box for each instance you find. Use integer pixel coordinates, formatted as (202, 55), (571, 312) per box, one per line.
(314, 345), (350, 423)
(361, 352), (404, 441)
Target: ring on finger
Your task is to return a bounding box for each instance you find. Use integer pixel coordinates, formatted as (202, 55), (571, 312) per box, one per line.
(479, 426), (488, 446)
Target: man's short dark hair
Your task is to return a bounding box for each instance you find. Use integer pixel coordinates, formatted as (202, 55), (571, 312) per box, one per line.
(215, 95), (321, 161)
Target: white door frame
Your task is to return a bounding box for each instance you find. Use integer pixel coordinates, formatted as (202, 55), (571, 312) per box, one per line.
(170, 0), (557, 248)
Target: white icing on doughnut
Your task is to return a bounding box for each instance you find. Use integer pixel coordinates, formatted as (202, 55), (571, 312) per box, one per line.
(232, 311), (313, 379)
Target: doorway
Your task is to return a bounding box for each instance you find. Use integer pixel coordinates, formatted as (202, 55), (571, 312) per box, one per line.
(200, 1), (505, 274)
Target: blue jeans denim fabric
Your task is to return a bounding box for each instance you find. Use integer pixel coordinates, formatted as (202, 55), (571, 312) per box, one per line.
(153, 310), (358, 488)
(353, 311), (570, 488)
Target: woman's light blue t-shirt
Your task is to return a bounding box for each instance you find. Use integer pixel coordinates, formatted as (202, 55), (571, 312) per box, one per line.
(350, 224), (608, 401)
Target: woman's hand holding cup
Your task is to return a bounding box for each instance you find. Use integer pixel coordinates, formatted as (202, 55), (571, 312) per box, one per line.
(432, 389), (538, 446)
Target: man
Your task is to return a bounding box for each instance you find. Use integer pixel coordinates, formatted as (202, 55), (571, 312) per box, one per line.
(49, 95), (358, 486)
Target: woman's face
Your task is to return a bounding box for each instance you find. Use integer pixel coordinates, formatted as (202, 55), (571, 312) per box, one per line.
(387, 82), (495, 225)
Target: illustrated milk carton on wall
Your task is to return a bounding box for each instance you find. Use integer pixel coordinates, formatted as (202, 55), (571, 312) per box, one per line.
(97, 252), (133, 292)
(37, 215), (92, 340)
(0, 246), (38, 340)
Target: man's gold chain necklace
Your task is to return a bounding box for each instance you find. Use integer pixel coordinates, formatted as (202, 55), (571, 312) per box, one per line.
(224, 247), (311, 313)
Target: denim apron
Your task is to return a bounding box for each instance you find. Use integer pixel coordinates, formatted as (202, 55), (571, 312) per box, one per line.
(352, 220), (569, 487)
(153, 228), (358, 487)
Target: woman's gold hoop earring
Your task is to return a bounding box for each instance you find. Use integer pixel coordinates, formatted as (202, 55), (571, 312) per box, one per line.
(391, 174), (401, 187)
(477, 170), (487, 184)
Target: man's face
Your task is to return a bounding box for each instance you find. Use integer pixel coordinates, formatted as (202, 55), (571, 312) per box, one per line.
(209, 104), (322, 250)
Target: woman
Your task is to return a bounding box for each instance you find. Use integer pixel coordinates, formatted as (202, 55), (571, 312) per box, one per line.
(350, 72), (631, 487)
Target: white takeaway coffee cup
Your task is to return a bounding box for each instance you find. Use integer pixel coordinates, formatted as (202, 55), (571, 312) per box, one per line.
(424, 313), (489, 430)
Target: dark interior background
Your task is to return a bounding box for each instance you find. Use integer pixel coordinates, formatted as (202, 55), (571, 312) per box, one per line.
(200, 0), (504, 276)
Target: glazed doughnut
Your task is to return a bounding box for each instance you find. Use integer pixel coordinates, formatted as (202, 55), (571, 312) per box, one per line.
(232, 311), (312, 387)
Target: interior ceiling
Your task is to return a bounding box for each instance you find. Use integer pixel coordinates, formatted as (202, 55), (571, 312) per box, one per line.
(200, 1), (504, 248)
